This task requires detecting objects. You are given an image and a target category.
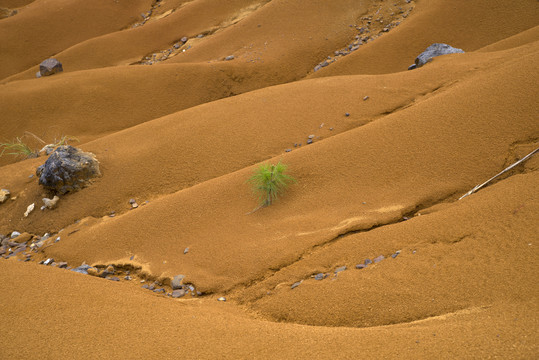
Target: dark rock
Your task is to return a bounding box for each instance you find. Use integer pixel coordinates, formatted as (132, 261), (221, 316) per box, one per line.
(345, 113), (350, 117)
(172, 289), (186, 298)
(355, 264), (366, 269)
(408, 64), (417, 70)
(39, 58), (63, 77)
(364, 258), (373, 266)
(415, 43), (464, 68)
(335, 266), (347, 273)
(71, 264), (92, 275)
(171, 274), (185, 290)
(374, 255), (385, 263)
(36, 146), (101, 194)
(314, 273), (324, 280)
(291, 280), (302, 289)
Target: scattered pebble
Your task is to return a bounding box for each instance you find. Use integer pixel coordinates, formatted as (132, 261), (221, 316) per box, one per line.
(373, 255), (385, 263)
(24, 203), (35, 217)
(306, 139), (313, 144)
(291, 280), (302, 289)
(391, 251), (401, 258)
(0, 189), (11, 204)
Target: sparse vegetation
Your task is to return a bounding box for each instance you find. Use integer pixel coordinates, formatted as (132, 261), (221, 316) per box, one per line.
(0, 132), (78, 160)
(248, 160), (295, 211)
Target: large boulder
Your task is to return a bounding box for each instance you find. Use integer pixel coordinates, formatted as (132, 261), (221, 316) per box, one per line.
(36, 58), (63, 78)
(413, 43), (465, 68)
(36, 146), (100, 194)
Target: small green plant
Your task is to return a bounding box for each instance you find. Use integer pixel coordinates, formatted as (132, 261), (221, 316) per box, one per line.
(247, 160), (295, 211)
(0, 137), (37, 158)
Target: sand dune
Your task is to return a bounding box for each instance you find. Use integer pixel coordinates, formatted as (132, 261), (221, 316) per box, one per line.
(0, 0), (538, 358)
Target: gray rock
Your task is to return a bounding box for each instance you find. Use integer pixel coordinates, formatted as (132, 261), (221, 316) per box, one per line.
(217, 297), (226, 301)
(181, 36), (188, 43)
(43, 258), (54, 265)
(335, 266), (347, 273)
(364, 258), (373, 266)
(391, 251), (401, 259)
(36, 146), (101, 194)
(108, 276), (120, 281)
(173, 43), (180, 49)
(0, 189), (10, 204)
(373, 255), (385, 263)
(355, 264), (366, 269)
(415, 43), (464, 68)
(408, 64), (417, 70)
(71, 264), (92, 274)
(39, 58), (63, 77)
(291, 280), (302, 289)
(10, 231), (21, 239)
(183, 247), (189, 254)
(224, 55), (235, 61)
(363, 96), (369, 101)
(314, 273), (324, 280)
(172, 289), (186, 298)
(171, 274), (185, 290)
(153, 288), (165, 293)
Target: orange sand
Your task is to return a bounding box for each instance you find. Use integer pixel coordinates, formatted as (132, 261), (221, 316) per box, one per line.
(0, 0), (538, 358)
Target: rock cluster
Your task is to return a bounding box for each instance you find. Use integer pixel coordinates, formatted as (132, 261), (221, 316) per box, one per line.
(36, 145), (101, 194)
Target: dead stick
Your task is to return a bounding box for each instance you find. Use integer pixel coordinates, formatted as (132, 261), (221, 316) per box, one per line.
(459, 147), (539, 200)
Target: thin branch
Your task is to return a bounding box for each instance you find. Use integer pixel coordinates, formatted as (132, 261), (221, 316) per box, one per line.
(459, 147), (539, 200)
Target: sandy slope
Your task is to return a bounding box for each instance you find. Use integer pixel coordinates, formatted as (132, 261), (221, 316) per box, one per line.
(0, 0), (538, 358)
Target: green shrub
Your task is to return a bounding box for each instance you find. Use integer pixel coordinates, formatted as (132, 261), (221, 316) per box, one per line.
(248, 160), (295, 209)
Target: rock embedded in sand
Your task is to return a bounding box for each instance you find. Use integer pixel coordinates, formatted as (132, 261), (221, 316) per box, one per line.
(335, 266), (347, 273)
(71, 264), (92, 275)
(373, 255), (385, 263)
(224, 55), (235, 61)
(0, 189), (10, 204)
(38, 58), (63, 77)
(36, 145), (101, 195)
(171, 274), (185, 289)
(291, 280), (302, 289)
(414, 43), (465, 68)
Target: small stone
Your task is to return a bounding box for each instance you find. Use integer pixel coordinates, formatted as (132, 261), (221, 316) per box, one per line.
(71, 264), (92, 274)
(124, 276), (132, 280)
(408, 64), (417, 70)
(130, 255), (134, 260)
(183, 247), (189, 254)
(54, 237), (61, 243)
(43, 258), (54, 265)
(173, 43), (180, 49)
(197, 34), (204, 38)
(217, 297), (226, 301)
(148, 284), (155, 291)
(153, 288), (165, 293)
(109, 211), (116, 217)
(42, 196), (60, 210)
(373, 255), (385, 263)
(308, 135), (315, 139)
(364, 259), (373, 266)
(0, 189), (10, 204)
(363, 96), (369, 101)
(335, 266), (347, 273)
(314, 65), (322, 72)
(314, 273), (324, 280)
(131, 202), (139, 209)
(306, 139), (313, 144)
(171, 274), (185, 290)
(57, 262), (68, 268)
(142, 284), (149, 289)
(285, 149), (292, 153)
(345, 113), (350, 117)
(391, 251), (401, 259)
(181, 36), (188, 43)
(108, 276), (120, 282)
(24, 203), (35, 217)
(224, 55), (235, 61)
(291, 280), (302, 289)
(355, 264), (366, 269)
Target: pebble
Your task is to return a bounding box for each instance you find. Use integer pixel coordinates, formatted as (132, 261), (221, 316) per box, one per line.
(345, 113), (350, 117)
(153, 288), (165, 293)
(173, 43), (180, 49)
(335, 266), (347, 273)
(43, 258), (54, 265)
(364, 258), (373, 266)
(306, 139), (313, 144)
(172, 289), (186, 298)
(24, 203), (35, 217)
(363, 96), (369, 101)
(391, 251), (401, 259)
(171, 274), (185, 290)
(181, 36), (188, 43)
(373, 255), (385, 263)
(183, 247), (189, 254)
(308, 135), (315, 139)
(108, 277), (120, 282)
(142, 284), (149, 289)
(355, 264), (366, 269)
(224, 55), (235, 61)
(285, 149), (292, 152)
(0, 189), (10, 203)
(314, 273), (324, 280)
(217, 297), (226, 302)
(291, 280), (302, 289)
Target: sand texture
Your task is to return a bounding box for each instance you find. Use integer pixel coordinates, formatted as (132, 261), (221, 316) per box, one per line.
(0, 0), (538, 358)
